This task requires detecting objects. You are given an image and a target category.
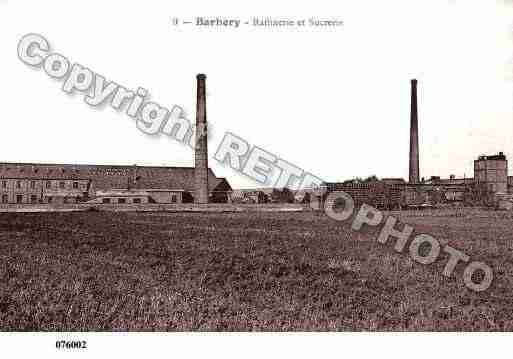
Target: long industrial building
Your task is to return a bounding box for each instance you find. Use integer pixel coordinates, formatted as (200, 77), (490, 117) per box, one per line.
(0, 163), (231, 205)
(0, 74), (232, 205)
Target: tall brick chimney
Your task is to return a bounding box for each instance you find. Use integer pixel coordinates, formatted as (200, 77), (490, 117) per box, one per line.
(194, 74), (209, 204)
(409, 79), (420, 184)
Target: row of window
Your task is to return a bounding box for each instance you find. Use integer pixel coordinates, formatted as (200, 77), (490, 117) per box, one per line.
(1, 194), (38, 204)
(1, 194), (178, 204)
(2, 195), (135, 204)
(99, 195), (178, 204)
(102, 198), (142, 204)
(0, 167), (82, 174)
(0, 194), (76, 204)
(1, 180), (81, 190)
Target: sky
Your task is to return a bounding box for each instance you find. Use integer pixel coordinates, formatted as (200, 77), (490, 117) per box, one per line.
(0, 0), (511, 188)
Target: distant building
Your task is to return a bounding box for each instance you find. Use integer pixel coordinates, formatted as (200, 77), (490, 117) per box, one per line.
(228, 188), (303, 204)
(321, 153), (511, 208)
(474, 152), (508, 194)
(229, 189), (271, 204)
(323, 181), (404, 209)
(0, 163), (231, 204)
(381, 178), (406, 186)
(88, 189), (185, 205)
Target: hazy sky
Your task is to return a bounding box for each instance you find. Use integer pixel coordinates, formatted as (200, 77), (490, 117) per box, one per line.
(0, 1), (511, 188)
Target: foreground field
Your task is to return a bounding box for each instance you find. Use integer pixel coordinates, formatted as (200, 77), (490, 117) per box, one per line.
(0, 209), (512, 330)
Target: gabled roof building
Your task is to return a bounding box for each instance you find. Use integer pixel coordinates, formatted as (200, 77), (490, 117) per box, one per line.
(0, 162), (231, 204)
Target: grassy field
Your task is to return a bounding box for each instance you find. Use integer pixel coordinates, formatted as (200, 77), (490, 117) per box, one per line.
(0, 209), (512, 331)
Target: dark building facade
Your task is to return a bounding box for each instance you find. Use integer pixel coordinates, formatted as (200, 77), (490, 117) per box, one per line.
(474, 152), (508, 194)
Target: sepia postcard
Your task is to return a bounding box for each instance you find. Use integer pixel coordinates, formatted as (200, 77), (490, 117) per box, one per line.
(0, 0), (512, 357)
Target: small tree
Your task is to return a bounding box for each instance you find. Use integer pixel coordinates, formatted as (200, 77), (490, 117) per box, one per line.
(342, 175), (379, 185)
(363, 175), (379, 183)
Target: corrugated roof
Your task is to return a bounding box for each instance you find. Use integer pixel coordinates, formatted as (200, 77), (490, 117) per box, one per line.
(0, 162), (231, 193)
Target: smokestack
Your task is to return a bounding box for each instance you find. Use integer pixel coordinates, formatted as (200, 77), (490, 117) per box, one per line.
(194, 73), (209, 204)
(409, 79), (420, 184)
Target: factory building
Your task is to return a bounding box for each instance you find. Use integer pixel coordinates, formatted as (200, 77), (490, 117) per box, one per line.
(324, 181), (404, 209)
(0, 163), (231, 205)
(0, 74), (232, 205)
(323, 79), (511, 208)
(474, 152), (508, 194)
